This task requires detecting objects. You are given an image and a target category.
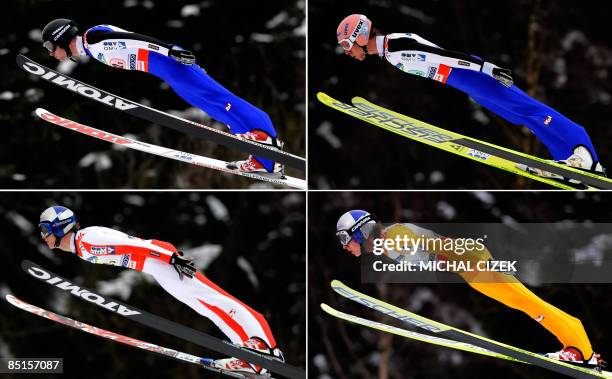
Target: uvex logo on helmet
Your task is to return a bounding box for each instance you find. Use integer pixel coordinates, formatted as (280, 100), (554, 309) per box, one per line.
(351, 19), (365, 39)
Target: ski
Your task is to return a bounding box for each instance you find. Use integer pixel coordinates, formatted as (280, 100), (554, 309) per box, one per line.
(5, 294), (261, 378)
(17, 54), (305, 171)
(352, 96), (610, 189)
(21, 260), (305, 379)
(320, 303), (523, 363)
(329, 280), (611, 378)
(35, 108), (306, 189)
(318, 92), (612, 190)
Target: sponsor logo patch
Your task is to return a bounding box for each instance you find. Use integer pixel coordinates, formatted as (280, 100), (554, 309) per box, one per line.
(407, 69), (426, 77)
(174, 152), (195, 161)
(434, 64), (452, 84)
(458, 60), (470, 67)
(97, 53), (107, 64)
(129, 54), (137, 70)
(110, 58), (126, 68)
(544, 115), (553, 125)
(147, 44), (160, 51)
(103, 41), (118, 51)
(467, 149), (490, 160)
(401, 53), (426, 61)
(90, 246), (108, 255)
(428, 67), (438, 79)
(121, 254), (131, 267)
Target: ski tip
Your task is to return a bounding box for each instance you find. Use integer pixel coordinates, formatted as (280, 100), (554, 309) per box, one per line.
(330, 279), (342, 287)
(316, 92), (330, 102)
(321, 303), (342, 317)
(35, 108), (48, 117)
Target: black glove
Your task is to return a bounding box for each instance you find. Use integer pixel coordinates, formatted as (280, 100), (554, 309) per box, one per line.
(169, 46), (196, 65)
(170, 252), (196, 280)
(492, 67), (514, 88)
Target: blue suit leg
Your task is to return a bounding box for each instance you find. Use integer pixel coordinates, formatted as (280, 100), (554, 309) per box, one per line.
(446, 69), (598, 162)
(147, 52), (278, 171)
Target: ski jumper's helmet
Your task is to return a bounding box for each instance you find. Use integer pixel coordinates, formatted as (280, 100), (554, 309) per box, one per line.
(42, 19), (78, 56)
(39, 206), (77, 245)
(336, 210), (377, 246)
(336, 14), (372, 51)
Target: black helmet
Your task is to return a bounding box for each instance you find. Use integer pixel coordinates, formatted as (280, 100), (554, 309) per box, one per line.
(42, 18), (78, 56)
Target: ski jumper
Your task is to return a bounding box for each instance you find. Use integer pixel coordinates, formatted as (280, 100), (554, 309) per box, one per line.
(70, 226), (277, 348)
(377, 33), (599, 163)
(382, 223), (593, 357)
(79, 25), (278, 171)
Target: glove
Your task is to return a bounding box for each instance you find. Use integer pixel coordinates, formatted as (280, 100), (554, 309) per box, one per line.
(170, 252), (196, 280)
(169, 46), (196, 65)
(481, 61), (514, 88)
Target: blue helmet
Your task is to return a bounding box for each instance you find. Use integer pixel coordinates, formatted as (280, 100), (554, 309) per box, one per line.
(39, 206), (77, 239)
(336, 210), (377, 246)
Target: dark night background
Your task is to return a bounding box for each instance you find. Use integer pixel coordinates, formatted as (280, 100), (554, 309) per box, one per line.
(1, 0), (305, 189)
(309, 191), (612, 378)
(0, 192), (305, 378)
(309, 0), (612, 189)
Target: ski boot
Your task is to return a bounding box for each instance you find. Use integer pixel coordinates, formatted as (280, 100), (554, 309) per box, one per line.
(545, 346), (607, 371)
(517, 146), (606, 189)
(214, 337), (284, 377)
(227, 130), (284, 176)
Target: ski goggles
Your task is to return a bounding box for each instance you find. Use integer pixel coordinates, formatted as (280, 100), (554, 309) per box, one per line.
(43, 41), (57, 53)
(336, 214), (375, 246)
(336, 230), (352, 246)
(39, 222), (53, 238)
(338, 37), (356, 51)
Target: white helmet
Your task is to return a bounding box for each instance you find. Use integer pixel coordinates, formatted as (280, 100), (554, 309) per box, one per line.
(336, 210), (377, 246)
